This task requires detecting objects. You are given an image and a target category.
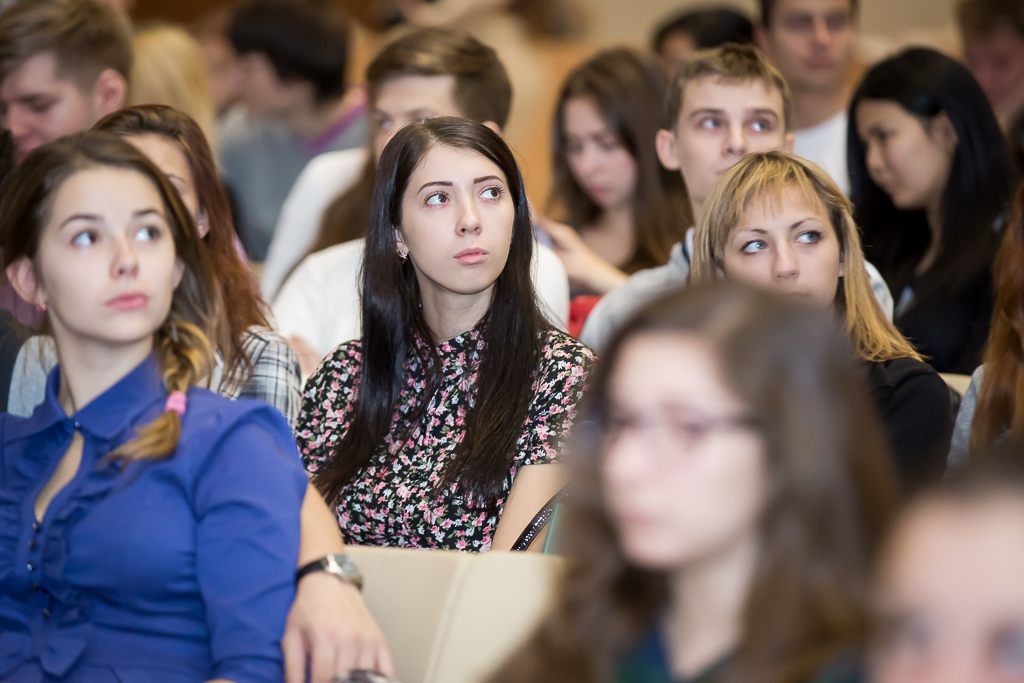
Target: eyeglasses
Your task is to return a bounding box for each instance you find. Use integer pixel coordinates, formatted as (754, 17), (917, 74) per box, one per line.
(599, 413), (760, 454)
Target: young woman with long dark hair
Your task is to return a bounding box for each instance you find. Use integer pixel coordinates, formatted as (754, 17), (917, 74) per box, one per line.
(296, 117), (594, 551)
(0, 132), (307, 680)
(691, 151), (953, 492)
(543, 47), (691, 295)
(491, 282), (899, 683)
(9, 105), (303, 425)
(848, 47), (1013, 374)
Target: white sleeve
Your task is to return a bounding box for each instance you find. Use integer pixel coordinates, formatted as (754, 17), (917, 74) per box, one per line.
(532, 242), (570, 331)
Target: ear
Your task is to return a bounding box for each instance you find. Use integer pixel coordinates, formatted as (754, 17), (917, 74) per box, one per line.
(838, 251), (845, 278)
(172, 258), (185, 290)
(91, 69), (128, 118)
(655, 128), (682, 171)
(783, 132), (796, 153)
(482, 120), (503, 137)
(930, 112), (959, 154)
(394, 226), (408, 254)
(754, 25), (771, 55)
(6, 258), (44, 309)
(195, 210), (211, 239)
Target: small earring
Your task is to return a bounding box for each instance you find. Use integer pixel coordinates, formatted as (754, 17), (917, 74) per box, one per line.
(398, 249), (409, 262)
(36, 303), (46, 313)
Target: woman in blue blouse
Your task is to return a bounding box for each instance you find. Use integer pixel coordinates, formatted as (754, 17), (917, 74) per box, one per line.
(0, 132), (308, 682)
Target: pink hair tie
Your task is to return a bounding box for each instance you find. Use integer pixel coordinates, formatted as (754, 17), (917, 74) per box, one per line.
(165, 391), (187, 417)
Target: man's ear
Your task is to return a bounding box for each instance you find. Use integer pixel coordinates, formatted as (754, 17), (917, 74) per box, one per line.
(754, 25), (772, 56)
(7, 258), (44, 309)
(91, 69), (128, 119)
(784, 132), (796, 153)
(482, 120), (502, 137)
(656, 128), (682, 171)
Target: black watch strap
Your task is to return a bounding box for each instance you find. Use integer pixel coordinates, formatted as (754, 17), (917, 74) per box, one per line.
(296, 553), (363, 590)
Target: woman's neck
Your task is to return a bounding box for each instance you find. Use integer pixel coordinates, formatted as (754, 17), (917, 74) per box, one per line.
(53, 328), (154, 415)
(419, 282), (494, 344)
(664, 533), (759, 678)
(918, 199), (944, 276)
(583, 204), (636, 268)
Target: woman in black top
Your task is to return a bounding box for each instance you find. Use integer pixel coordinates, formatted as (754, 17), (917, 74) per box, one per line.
(691, 151), (953, 492)
(848, 48), (1013, 374)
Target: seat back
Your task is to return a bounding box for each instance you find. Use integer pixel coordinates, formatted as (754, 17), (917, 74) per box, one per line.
(345, 546), (563, 683)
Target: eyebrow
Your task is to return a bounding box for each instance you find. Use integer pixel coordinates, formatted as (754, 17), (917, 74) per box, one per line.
(58, 207), (164, 230)
(689, 108), (780, 119)
(418, 176), (504, 193)
(735, 218), (819, 236)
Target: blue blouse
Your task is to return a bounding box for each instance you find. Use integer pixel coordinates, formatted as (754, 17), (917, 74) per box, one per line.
(0, 354), (308, 683)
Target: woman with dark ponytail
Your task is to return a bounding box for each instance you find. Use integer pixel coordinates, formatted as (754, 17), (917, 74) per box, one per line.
(0, 132), (308, 681)
(296, 117), (595, 551)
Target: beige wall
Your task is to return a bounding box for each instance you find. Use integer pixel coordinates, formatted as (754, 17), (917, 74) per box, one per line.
(586, 0), (959, 46)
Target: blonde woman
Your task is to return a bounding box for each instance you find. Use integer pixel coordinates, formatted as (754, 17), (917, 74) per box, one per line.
(129, 24), (218, 150)
(691, 150), (952, 493)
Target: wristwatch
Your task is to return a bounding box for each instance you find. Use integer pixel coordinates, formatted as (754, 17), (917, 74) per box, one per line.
(295, 553), (363, 591)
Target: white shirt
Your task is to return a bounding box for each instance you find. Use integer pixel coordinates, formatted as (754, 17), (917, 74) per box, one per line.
(272, 238), (571, 360)
(793, 110), (850, 196)
(260, 148), (368, 300)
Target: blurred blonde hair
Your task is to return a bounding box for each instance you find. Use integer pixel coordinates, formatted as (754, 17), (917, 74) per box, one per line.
(691, 151), (921, 363)
(129, 24), (217, 150)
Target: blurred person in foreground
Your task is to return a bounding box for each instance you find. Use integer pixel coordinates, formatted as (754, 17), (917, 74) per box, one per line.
(870, 448), (1024, 683)
(491, 281), (899, 683)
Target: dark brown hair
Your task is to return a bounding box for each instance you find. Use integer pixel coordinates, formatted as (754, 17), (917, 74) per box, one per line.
(551, 48), (690, 274)
(759, 0), (858, 27)
(492, 281), (899, 683)
(0, 132), (224, 461)
(957, 0), (1024, 38)
(310, 28), (512, 255)
(0, 0), (133, 89)
(312, 118), (549, 507)
(94, 104), (270, 391)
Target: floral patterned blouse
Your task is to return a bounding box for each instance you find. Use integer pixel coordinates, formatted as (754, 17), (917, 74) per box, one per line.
(295, 326), (595, 551)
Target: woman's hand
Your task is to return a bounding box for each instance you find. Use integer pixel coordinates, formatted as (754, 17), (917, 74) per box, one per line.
(538, 216), (628, 294)
(284, 573), (395, 683)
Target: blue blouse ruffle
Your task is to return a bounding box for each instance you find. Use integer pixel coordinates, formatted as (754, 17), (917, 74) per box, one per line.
(0, 353), (308, 682)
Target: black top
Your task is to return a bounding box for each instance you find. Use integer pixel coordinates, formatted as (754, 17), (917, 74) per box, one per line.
(895, 269), (993, 375)
(864, 356), (953, 493)
(0, 309), (33, 413)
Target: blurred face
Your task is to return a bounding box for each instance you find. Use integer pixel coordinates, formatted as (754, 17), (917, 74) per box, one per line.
(659, 77), (790, 213)
(0, 53), (97, 162)
(855, 99), (956, 212)
(236, 52), (299, 118)
(658, 31), (698, 75)
(758, 0), (856, 95)
(602, 332), (766, 570)
(721, 186), (843, 308)
(396, 145), (514, 302)
(374, 74), (464, 162)
(27, 167), (183, 350)
(562, 97), (638, 214)
(872, 495), (1024, 683)
(963, 25), (1024, 118)
(125, 134), (208, 237)
(199, 33), (244, 114)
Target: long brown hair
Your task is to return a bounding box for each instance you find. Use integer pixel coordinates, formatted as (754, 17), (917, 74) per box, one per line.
(492, 282), (899, 683)
(971, 181), (1024, 454)
(691, 151), (921, 363)
(94, 105), (270, 391)
(551, 47), (691, 274)
(0, 132), (223, 462)
(311, 28), (513, 255)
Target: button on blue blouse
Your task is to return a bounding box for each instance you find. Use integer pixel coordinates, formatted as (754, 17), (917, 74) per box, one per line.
(0, 354), (308, 682)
